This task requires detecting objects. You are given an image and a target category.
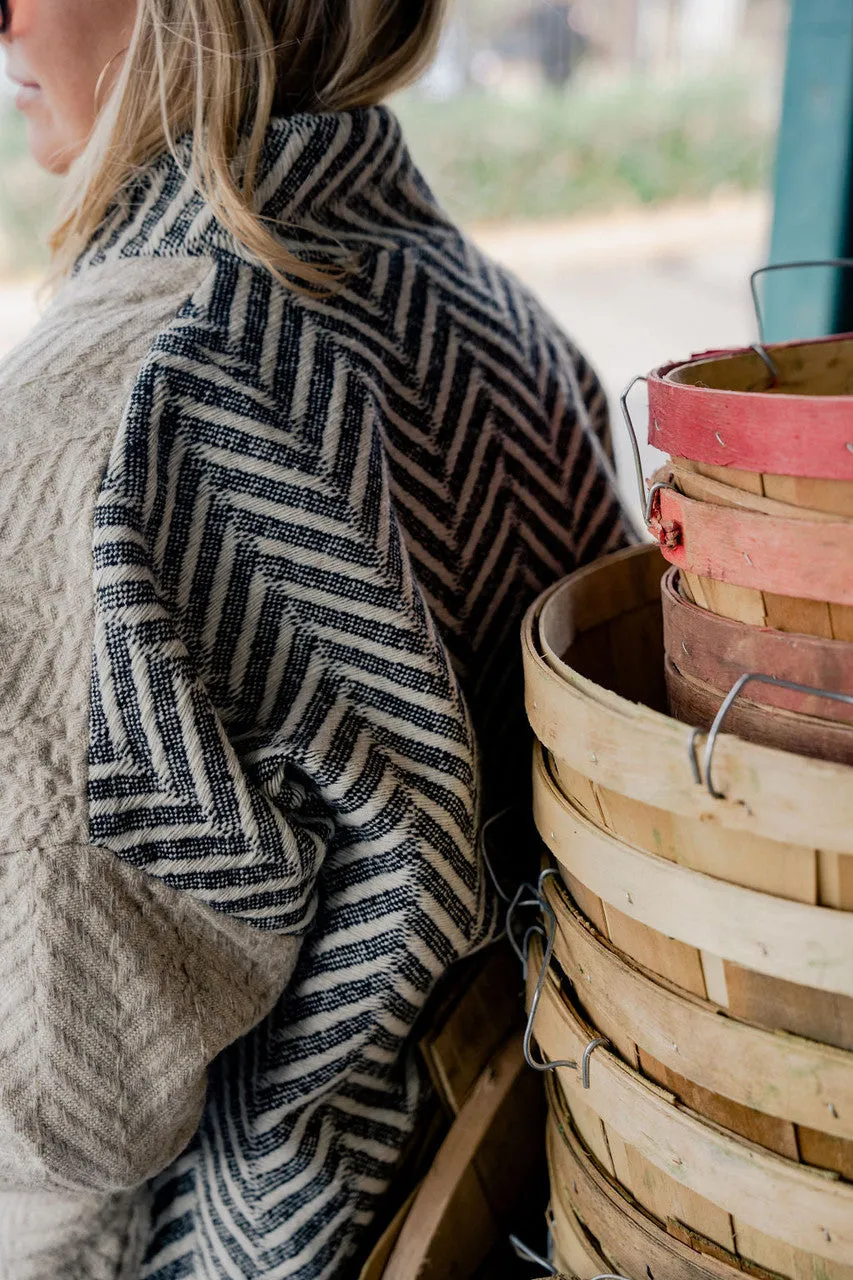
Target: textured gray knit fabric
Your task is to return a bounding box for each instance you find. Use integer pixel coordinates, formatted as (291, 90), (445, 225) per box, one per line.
(0, 106), (631, 1278)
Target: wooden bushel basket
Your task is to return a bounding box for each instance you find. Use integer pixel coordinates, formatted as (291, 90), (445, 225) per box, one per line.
(662, 457), (853, 637)
(522, 546), (853, 1048)
(545, 1078), (853, 1280)
(522, 544), (853, 860)
(645, 337), (853, 637)
(527, 937), (853, 1275)
(546, 1087), (795, 1280)
(540, 870), (853, 1169)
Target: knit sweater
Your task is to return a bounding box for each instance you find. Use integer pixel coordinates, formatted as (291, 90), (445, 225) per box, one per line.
(0, 106), (630, 1279)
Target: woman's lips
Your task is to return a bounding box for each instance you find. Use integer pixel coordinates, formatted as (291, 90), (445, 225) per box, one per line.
(14, 84), (41, 108)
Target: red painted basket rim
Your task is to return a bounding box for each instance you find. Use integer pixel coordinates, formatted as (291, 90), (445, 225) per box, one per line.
(647, 332), (853, 479)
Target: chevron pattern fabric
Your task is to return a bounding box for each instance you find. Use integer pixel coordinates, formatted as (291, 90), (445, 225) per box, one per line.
(1, 105), (631, 1277)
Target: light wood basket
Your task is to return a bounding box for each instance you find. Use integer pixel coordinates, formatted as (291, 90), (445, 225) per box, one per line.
(528, 935), (853, 1275)
(544, 1071), (850, 1280)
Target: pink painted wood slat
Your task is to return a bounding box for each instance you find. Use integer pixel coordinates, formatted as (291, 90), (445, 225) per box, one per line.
(650, 488), (853, 606)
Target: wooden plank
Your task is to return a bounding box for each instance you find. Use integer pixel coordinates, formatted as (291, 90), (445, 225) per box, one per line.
(637, 1047), (801, 1162)
(604, 1121), (737, 1252)
(419, 941), (523, 1116)
(358, 1189), (420, 1280)
(523, 545), (853, 853)
(545, 879), (853, 1141)
(723, 964), (853, 1053)
(383, 1033), (539, 1280)
(561, 766), (818, 905)
(732, 1218), (853, 1280)
(668, 460), (850, 523)
(651, 488), (853, 608)
(601, 901), (708, 998)
(534, 745), (853, 999)
(529, 943), (853, 1264)
(679, 459), (853, 518)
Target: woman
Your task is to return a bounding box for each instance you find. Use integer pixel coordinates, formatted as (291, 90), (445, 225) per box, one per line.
(0, 0), (631, 1276)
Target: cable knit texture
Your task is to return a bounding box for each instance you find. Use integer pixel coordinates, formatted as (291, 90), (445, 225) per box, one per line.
(0, 106), (630, 1278)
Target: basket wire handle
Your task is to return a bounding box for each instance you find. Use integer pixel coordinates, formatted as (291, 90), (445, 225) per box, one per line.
(619, 374), (649, 513)
(509, 1234), (556, 1273)
(696, 671), (853, 800)
(750, 258), (853, 380)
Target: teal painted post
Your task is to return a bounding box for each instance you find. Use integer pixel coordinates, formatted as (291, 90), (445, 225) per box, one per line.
(762, 0), (853, 343)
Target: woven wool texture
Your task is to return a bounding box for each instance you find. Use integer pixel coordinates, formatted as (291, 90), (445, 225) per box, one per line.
(0, 106), (630, 1278)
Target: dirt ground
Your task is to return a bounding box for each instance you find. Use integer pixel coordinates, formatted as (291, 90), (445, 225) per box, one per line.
(0, 191), (769, 522)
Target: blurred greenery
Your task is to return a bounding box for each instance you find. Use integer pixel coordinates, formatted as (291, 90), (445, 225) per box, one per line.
(0, 70), (774, 279)
(393, 72), (774, 224)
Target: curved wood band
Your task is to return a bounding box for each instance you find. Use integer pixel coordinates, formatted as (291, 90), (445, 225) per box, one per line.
(546, 1107), (757, 1280)
(662, 567), (853, 723)
(651, 486), (853, 607)
(667, 458), (849, 523)
(542, 875), (853, 1141)
(533, 744), (853, 997)
(665, 656), (853, 766)
(528, 938), (853, 1264)
(523, 545), (853, 853)
(647, 336), (853, 480)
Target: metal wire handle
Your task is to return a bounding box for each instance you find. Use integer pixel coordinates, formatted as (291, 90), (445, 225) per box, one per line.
(509, 1234), (556, 1272)
(509, 1233), (632, 1279)
(619, 374), (649, 513)
(692, 671), (853, 799)
(521, 869), (579, 1075)
(750, 258), (853, 343)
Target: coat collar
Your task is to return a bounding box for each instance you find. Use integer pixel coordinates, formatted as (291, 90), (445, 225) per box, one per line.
(72, 105), (443, 278)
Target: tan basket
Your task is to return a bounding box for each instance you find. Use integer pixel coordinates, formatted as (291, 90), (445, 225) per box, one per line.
(528, 936), (853, 1274)
(545, 1073), (852, 1280)
(524, 545), (853, 1051)
(522, 543), (853, 855)
(541, 872), (853, 1169)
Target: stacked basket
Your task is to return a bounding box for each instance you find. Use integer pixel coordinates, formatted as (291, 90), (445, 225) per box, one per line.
(521, 333), (853, 1279)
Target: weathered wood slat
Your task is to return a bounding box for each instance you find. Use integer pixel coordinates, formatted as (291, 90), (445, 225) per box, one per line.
(673, 457), (853, 518)
(667, 458), (852, 522)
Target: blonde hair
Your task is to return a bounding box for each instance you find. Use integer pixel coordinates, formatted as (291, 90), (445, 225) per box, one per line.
(43, 0), (447, 298)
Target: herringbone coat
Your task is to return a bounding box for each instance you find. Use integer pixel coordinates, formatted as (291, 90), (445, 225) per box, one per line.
(0, 107), (630, 1278)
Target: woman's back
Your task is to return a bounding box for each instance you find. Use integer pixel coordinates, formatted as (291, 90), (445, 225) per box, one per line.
(0, 106), (629, 1279)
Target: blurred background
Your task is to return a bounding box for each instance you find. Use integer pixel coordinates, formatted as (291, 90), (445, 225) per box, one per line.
(0, 0), (788, 511)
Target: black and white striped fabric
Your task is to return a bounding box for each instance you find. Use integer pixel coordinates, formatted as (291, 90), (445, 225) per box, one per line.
(74, 105), (631, 1277)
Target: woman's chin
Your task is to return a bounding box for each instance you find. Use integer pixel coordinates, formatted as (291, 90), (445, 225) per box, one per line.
(24, 119), (75, 176)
